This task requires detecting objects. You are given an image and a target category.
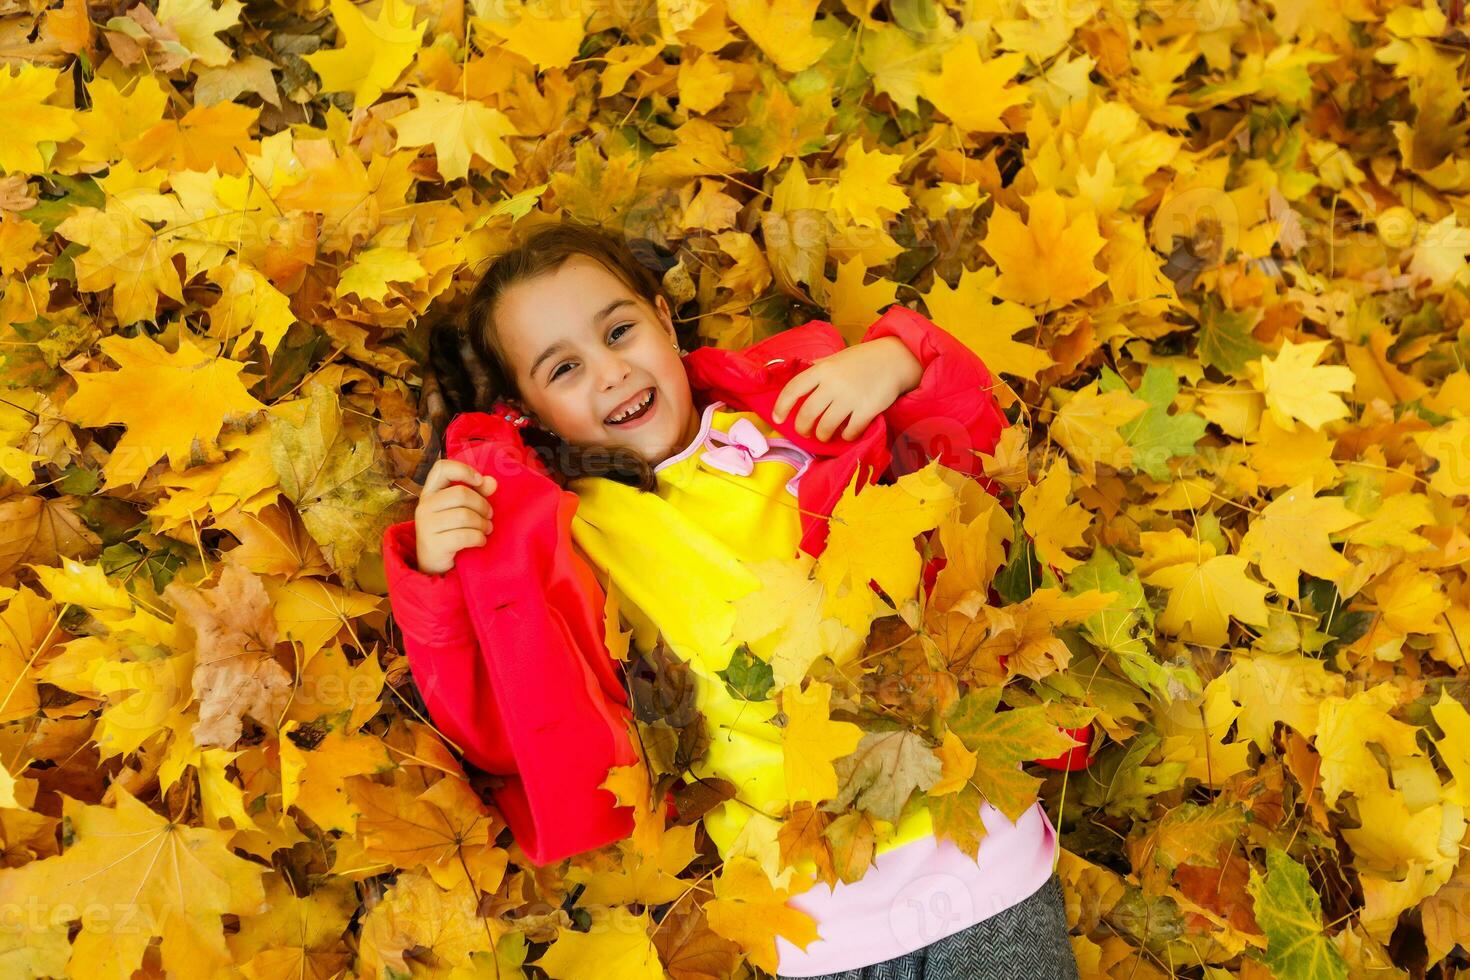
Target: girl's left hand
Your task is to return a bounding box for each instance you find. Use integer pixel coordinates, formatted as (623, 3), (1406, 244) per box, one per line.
(771, 336), (923, 442)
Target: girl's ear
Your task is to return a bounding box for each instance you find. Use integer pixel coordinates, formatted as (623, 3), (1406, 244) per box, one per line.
(655, 294), (675, 337)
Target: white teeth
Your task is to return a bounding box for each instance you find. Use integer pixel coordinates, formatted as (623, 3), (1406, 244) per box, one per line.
(607, 389), (652, 423)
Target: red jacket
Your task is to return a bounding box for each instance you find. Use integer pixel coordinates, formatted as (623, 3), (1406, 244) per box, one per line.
(381, 305), (1096, 865)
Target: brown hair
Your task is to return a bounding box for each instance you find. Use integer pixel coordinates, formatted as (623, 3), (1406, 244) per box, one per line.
(423, 220), (692, 493)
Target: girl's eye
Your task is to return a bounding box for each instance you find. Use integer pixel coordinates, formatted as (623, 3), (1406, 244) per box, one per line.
(548, 323), (636, 381)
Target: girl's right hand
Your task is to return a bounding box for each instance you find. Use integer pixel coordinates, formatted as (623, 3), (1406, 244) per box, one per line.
(414, 459), (498, 575)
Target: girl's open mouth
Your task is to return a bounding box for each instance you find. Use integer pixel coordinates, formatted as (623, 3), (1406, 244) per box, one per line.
(605, 388), (657, 427)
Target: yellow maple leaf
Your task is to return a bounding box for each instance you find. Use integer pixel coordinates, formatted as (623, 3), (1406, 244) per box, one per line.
(539, 906), (665, 979)
(350, 774), (506, 894)
(1341, 489), (1435, 552)
(335, 245), (428, 302)
(597, 42), (664, 98)
(273, 146), (383, 255)
(205, 258), (296, 356)
(567, 821), (698, 906)
(281, 724), (395, 834)
(1047, 382), (1147, 478)
(1407, 214), (1470, 289)
(0, 587), (58, 725)
(725, 0), (832, 73)
(153, 428), (289, 537)
(646, 117), (743, 181)
(1019, 458), (1092, 574)
(305, 0), (424, 106)
(74, 75), (169, 164)
(1155, 673), (1252, 788)
(814, 462), (956, 621)
(54, 200), (187, 327)
(357, 871), (498, 977)
(263, 575), (382, 662)
(732, 554), (861, 688)
(600, 759), (666, 864)
(61, 332), (266, 488)
(0, 212), (42, 277)
(677, 51), (737, 113)
(714, 229), (772, 296)
(479, 0), (589, 70)
(928, 728), (978, 796)
(1248, 337), (1357, 432)
(982, 188), (1108, 308)
(1140, 539), (1272, 647)
(1224, 652), (1346, 749)
(831, 140), (911, 230)
(781, 680), (864, 803)
(918, 39), (1029, 133)
(1430, 690), (1470, 807)
(825, 256), (899, 346)
(987, 587), (1119, 680)
(705, 855), (818, 973)
(995, 2), (1090, 61)
(391, 87), (520, 181)
(0, 64), (79, 174)
(155, 0), (243, 68)
(1247, 412), (1339, 489)
(923, 264), (1053, 382)
(0, 784), (267, 978)
(228, 873), (359, 977)
(1238, 479), (1363, 600)
(1369, 562), (1450, 652)
(121, 100), (259, 175)
(1412, 417), (1470, 498)
(1314, 683), (1424, 808)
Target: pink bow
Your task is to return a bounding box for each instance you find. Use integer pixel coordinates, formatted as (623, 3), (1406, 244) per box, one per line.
(700, 418), (772, 476)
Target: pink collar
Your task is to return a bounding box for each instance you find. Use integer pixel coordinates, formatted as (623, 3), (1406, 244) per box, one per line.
(655, 400), (813, 497)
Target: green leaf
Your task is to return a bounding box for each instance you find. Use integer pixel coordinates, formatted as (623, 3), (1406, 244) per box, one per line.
(1099, 365), (1208, 481)
(20, 175), (106, 234)
(943, 687), (1080, 822)
(717, 643), (774, 702)
(1197, 295), (1269, 378)
(1079, 732), (1187, 818)
(994, 510), (1039, 604)
(268, 380), (403, 589)
(1068, 549), (1200, 700)
(1246, 847), (1349, 980)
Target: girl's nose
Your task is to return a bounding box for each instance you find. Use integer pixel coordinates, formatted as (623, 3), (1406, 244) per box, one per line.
(596, 351), (633, 389)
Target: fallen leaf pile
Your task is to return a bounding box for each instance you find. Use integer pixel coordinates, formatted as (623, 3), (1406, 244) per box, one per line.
(0, 0), (1468, 975)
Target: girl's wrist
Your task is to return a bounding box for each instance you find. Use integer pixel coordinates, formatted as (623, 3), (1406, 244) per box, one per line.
(869, 335), (923, 397)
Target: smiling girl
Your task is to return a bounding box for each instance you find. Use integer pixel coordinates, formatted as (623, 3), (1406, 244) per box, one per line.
(383, 220), (1088, 979)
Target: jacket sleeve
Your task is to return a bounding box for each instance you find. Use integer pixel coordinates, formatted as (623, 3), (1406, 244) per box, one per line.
(382, 519), (519, 773)
(857, 304), (1009, 493)
(859, 307), (1097, 773)
(380, 461), (638, 864)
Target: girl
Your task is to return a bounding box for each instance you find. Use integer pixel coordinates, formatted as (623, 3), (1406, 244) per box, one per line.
(382, 220), (1090, 979)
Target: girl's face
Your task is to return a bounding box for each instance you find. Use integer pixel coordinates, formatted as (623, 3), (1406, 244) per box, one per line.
(493, 254), (701, 464)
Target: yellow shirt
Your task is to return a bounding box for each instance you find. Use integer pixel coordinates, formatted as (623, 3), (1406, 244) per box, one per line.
(568, 400), (938, 872)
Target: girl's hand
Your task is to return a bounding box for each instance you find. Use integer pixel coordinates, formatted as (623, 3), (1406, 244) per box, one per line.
(414, 458), (498, 576)
(770, 336), (923, 441)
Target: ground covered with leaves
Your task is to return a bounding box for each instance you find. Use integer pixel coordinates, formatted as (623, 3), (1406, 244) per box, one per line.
(0, 0), (1468, 975)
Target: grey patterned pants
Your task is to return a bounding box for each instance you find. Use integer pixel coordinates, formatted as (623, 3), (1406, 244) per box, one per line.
(776, 873), (1081, 980)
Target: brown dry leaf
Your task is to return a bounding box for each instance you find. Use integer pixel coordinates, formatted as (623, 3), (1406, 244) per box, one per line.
(165, 564), (292, 748)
